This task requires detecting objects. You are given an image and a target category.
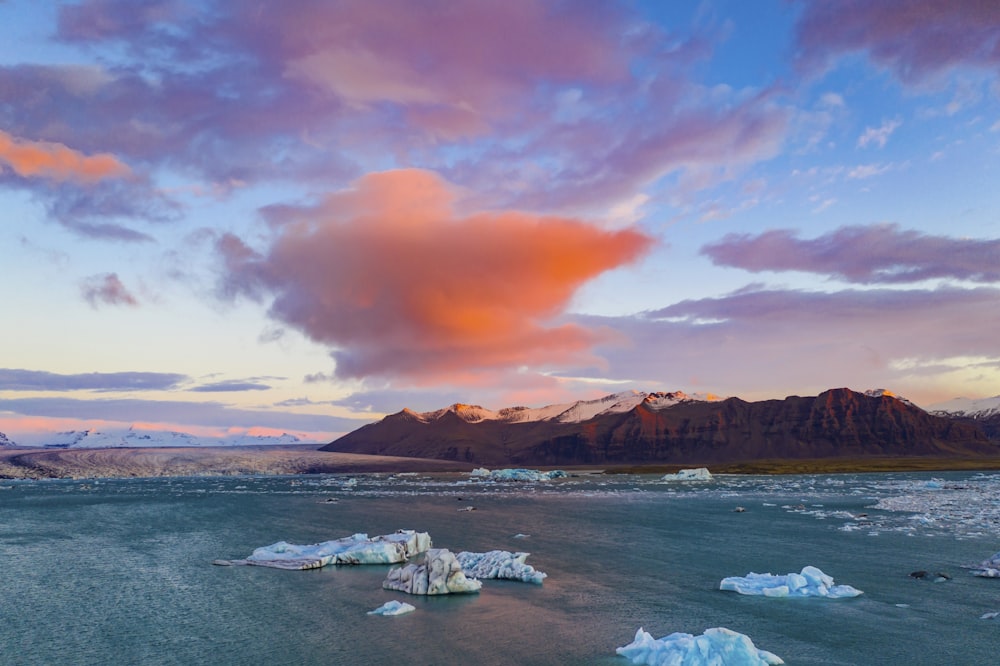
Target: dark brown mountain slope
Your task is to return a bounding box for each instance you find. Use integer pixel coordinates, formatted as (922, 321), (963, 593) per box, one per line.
(323, 388), (995, 467)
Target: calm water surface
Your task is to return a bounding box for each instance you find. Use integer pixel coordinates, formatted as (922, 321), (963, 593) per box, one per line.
(2, 472), (1000, 665)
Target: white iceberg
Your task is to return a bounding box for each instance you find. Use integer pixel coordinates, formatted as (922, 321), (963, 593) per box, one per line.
(970, 550), (1000, 577)
(383, 548), (483, 595)
(470, 468), (567, 482)
(367, 600), (416, 616)
(455, 550), (547, 584)
(616, 627), (783, 665)
(237, 530), (432, 570)
(661, 467), (713, 481)
(720, 566), (862, 598)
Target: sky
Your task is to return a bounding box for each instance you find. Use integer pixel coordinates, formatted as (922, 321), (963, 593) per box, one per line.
(2, 0), (1000, 443)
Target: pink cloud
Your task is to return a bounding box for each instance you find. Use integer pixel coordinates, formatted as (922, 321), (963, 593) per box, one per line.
(220, 169), (652, 381)
(0, 129), (131, 183)
(583, 285), (1000, 406)
(81, 273), (140, 308)
(795, 0), (1000, 85)
(701, 224), (1000, 284)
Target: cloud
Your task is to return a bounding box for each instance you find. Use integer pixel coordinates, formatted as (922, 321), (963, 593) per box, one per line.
(701, 224), (1000, 284)
(795, 0), (1000, 85)
(579, 285), (1000, 405)
(81, 273), (140, 308)
(0, 129), (131, 183)
(0, 396), (361, 434)
(857, 118), (901, 148)
(189, 380), (272, 392)
(0, 368), (186, 392)
(220, 169), (652, 381)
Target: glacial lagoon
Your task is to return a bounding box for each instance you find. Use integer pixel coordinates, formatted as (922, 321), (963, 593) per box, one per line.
(2, 471), (1000, 664)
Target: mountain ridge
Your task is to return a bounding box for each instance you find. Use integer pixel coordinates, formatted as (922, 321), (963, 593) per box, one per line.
(323, 388), (996, 466)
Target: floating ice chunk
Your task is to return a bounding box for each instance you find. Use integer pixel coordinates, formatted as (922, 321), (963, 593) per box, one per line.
(720, 566), (863, 598)
(661, 467), (713, 481)
(368, 600), (416, 616)
(616, 627), (784, 665)
(455, 550), (547, 584)
(981, 611), (999, 620)
(383, 548), (483, 595)
(470, 468), (567, 481)
(238, 530), (432, 569)
(970, 550), (1000, 577)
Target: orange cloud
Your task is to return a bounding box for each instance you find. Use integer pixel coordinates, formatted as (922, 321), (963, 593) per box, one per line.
(223, 169), (652, 381)
(0, 129), (131, 183)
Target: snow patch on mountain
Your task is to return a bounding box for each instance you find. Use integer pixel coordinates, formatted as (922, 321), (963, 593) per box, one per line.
(0, 431), (16, 447)
(404, 390), (720, 426)
(863, 388), (916, 407)
(929, 395), (1000, 419)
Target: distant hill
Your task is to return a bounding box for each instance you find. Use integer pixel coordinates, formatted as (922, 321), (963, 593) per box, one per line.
(322, 388), (996, 466)
(7, 427), (314, 449)
(930, 395), (1000, 440)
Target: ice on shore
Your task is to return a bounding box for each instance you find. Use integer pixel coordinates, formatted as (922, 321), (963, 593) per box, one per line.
(616, 627), (784, 665)
(383, 548), (483, 595)
(970, 550), (1000, 578)
(238, 530), (432, 570)
(720, 566), (863, 598)
(661, 467), (713, 481)
(470, 468), (567, 482)
(368, 600), (416, 616)
(456, 550), (547, 584)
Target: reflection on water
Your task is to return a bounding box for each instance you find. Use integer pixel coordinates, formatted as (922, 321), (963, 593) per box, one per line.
(2, 471), (999, 665)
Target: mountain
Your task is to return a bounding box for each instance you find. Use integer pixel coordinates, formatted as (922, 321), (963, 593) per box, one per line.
(0, 432), (16, 448)
(322, 388), (996, 466)
(11, 427), (313, 449)
(929, 395), (1000, 440)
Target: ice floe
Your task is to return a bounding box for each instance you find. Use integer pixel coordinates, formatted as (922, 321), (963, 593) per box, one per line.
(970, 550), (1000, 578)
(661, 467), (713, 481)
(368, 600), (415, 616)
(456, 550), (547, 584)
(228, 530), (431, 569)
(383, 548), (483, 595)
(470, 468), (567, 481)
(720, 566), (862, 598)
(616, 627), (783, 665)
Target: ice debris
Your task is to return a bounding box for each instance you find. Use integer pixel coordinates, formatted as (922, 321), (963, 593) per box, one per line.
(383, 548), (483, 595)
(235, 530), (431, 570)
(970, 550), (1000, 578)
(661, 467), (713, 481)
(456, 550), (547, 584)
(720, 566), (863, 598)
(470, 468), (567, 481)
(368, 600), (416, 616)
(616, 627), (783, 665)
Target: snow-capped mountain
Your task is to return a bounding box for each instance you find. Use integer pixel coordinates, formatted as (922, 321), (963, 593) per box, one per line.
(0, 431), (16, 447)
(11, 427), (314, 449)
(324, 388), (994, 466)
(929, 395), (1000, 419)
(403, 390), (716, 425)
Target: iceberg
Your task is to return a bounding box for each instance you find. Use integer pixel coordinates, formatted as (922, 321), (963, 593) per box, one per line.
(970, 550), (1000, 577)
(367, 600), (416, 616)
(470, 468), (567, 482)
(455, 550), (547, 584)
(616, 627), (784, 665)
(234, 530), (431, 570)
(383, 548), (482, 595)
(720, 566), (863, 598)
(661, 467), (713, 481)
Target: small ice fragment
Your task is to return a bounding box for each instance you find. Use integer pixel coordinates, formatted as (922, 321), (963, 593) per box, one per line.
(720, 566), (862, 598)
(368, 600), (415, 616)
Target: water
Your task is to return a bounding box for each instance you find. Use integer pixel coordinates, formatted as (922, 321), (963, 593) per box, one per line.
(2, 472), (1000, 665)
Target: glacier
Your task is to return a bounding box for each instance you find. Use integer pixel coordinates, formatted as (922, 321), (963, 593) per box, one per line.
(661, 467), (713, 481)
(616, 627), (784, 665)
(470, 468), (568, 481)
(226, 530), (431, 569)
(383, 548), (482, 595)
(720, 566), (862, 598)
(455, 550), (547, 584)
(368, 600), (416, 616)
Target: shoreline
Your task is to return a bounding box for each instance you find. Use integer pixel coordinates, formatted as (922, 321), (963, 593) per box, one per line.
(2, 446), (999, 480)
